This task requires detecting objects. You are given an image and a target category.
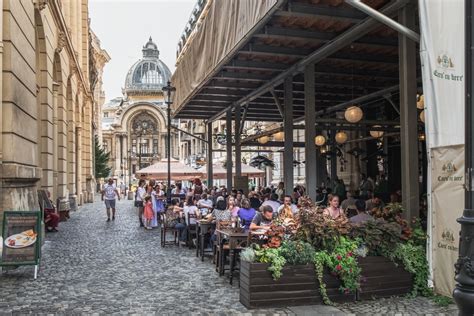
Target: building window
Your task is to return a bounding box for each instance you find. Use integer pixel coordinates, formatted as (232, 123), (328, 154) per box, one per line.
(132, 139), (137, 154)
(104, 112), (108, 118)
(140, 139), (149, 154)
(153, 139), (158, 154)
(103, 141), (108, 151)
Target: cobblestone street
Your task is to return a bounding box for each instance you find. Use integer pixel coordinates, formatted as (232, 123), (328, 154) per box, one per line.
(0, 199), (459, 315)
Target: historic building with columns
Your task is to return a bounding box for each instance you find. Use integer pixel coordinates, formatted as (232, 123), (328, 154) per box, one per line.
(0, 0), (108, 222)
(102, 38), (181, 184)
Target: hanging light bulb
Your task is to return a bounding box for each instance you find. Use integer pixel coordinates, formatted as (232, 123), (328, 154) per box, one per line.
(273, 131), (284, 141)
(257, 135), (270, 144)
(344, 105), (363, 123)
(417, 94), (425, 110)
(314, 135), (326, 146)
(335, 131), (348, 144)
(369, 125), (384, 138)
(420, 110), (425, 123)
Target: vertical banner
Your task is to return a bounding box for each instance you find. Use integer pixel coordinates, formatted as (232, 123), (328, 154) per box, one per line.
(419, 0), (465, 296)
(431, 145), (464, 296)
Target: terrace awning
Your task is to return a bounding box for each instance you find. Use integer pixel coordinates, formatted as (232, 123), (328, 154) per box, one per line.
(172, 0), (417, 122)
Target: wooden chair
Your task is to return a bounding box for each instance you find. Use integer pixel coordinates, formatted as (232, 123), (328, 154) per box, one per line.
(214, 220), (231, 274)
(186, 212), (198, 249)
(160, 213), (178, 248)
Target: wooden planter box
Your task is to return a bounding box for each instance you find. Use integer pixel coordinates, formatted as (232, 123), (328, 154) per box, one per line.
(240, 256), (414, 309)
(240, 261), (355, 309)
(357, 256), (413, 300)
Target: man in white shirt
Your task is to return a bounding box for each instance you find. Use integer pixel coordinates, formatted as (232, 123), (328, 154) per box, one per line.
(197, 193), (213, 216)
(277, 195), (298, 215)
(261, 193), (281, 213)
(102, 178), (120, 222)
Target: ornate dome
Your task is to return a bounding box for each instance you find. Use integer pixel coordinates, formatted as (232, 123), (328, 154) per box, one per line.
(124, 37), (171, 93)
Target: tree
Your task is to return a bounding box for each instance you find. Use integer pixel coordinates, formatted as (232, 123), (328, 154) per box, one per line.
(94, 135), (111, 179)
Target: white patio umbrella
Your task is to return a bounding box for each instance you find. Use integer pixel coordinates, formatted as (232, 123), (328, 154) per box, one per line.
(135, 159), (203, 181)
(199, 164), (265, 180)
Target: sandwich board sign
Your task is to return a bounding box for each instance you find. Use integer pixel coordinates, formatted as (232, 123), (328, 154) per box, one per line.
(1, 211), (41, 279)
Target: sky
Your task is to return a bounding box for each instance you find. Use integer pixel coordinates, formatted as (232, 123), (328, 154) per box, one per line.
(89, 0), (196, 101)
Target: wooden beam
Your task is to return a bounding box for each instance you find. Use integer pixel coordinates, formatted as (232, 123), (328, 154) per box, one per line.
(270, 89), (284, 117)
(283, 77), (294, 195)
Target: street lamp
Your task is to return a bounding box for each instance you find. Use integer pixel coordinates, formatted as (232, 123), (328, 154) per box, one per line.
(162, 81), (176, 203)
(453, 1), (474, 313)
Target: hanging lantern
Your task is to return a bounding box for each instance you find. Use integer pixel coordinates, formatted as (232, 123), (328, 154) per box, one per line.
(314, 135), (326, 146)
(416, 94), (425, 110)
(320, 145), (328, 154)
(369, 125), (384, 138)
(273, 131), (284, 141)
(419, 133), (426, 141)
(344, 105), (363, 123)
(335, 131), (348, 144)
(257, 135), (270, 144)
(420, 110), (425, 123)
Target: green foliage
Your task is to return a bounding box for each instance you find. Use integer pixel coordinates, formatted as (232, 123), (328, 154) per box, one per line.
(280, 240), (315, 265)
(240, 247), (256, 263)
(94, 135), (111, 179)
(313, 252), (332, 305)
(387, 241), (431, 297)
(350, 219), (402, 256)
(432, 294), (454, 307)
(311, 237), (362, 305)
(254, 246), (286, 280)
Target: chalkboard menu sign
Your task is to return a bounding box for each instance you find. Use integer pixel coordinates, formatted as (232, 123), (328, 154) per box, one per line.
(234, 175), (249, 196)
(1, 211), (41, 266)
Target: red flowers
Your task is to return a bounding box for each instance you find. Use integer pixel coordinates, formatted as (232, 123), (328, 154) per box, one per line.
(336, 254), (342, 260)
(347, 252), (353, 257)
(336, 264), (342, 271)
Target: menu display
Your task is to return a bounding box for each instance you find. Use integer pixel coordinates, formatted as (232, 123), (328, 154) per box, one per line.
(1, 211), (41, 266)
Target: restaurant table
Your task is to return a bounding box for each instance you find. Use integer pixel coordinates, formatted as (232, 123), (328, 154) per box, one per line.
(196, 220), (215, 261)
(215, 228), (250, 285)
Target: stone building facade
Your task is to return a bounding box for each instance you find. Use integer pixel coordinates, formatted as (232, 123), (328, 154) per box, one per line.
(0, 0), (108, 223)
(102, 38), (181, 185)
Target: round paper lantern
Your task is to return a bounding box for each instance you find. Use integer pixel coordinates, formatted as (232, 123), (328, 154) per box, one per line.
(344, 105), (363, 123)
(419, 110), (425, 123)
(314, 135), (326, 146)
(335, 131), (348, 144)
(369, 125), (384, 138)
(273, 131), (284, 141)
(257, 135), (270, 144)
(416, 94), (425, 110)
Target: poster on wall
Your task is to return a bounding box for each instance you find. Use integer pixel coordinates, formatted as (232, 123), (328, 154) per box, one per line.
(1, 211), (41, 276)
(430, 145), (464, 296)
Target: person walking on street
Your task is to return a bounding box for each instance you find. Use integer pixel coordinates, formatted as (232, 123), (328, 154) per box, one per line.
(135, 179), (146, 227)
(102, 178), (120, 221)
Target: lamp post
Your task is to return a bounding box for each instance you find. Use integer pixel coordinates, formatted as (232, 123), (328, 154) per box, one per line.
(453, 1), (474, 314)
(162, 81), (176, 203)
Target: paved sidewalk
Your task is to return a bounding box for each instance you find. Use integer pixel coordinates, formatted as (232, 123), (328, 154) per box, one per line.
(0, 198), (459, 315)
(0, 198), (289, 315)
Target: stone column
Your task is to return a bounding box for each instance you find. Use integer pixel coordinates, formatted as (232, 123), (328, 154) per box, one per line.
(76, 125), (83, 205)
